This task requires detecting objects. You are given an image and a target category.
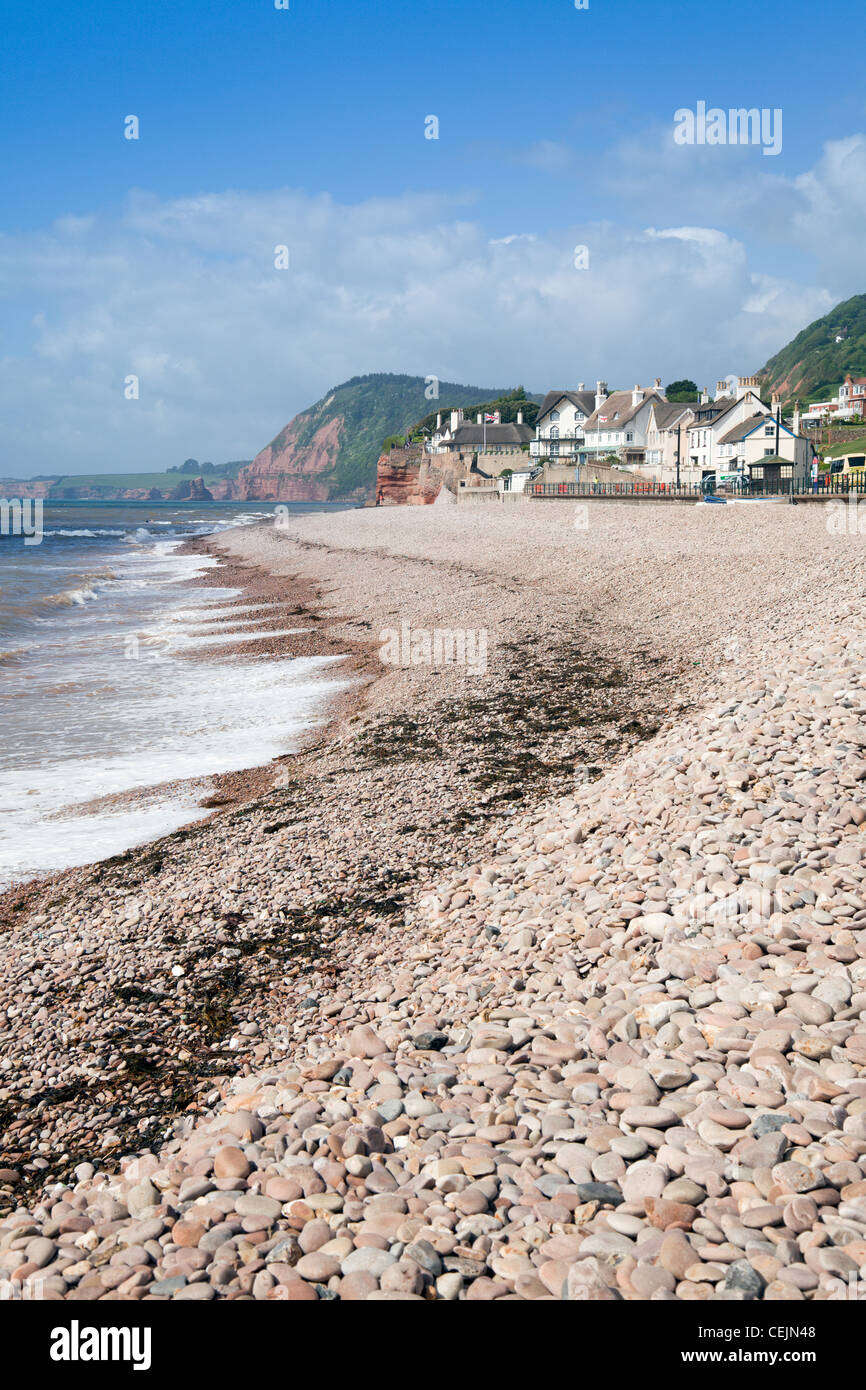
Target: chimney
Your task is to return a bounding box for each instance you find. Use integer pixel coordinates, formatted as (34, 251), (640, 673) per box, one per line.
(653, 378), (661, 391)
(792, 403), (801, 434)
(771, 392), (781, 413)
(700, 386), (709, 404)
(436, 412), (442, 429)
(595, 381), (607, 411)
(736, 375), (759, 400)
(578, 381), (585, 391)
(716, 380), (728, 400)
(450, 409), (461, 432)
(517, 410), (524, 425)
(632, 384), (644, 407)
(476, 413), (482, 425)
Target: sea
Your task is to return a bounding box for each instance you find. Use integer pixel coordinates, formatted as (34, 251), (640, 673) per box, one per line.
(0, 500), (354, 889)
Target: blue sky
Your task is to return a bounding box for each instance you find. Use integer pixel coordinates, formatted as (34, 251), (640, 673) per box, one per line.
(2, 0), (865, 474)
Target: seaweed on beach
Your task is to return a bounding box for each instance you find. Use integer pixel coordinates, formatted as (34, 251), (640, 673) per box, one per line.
(0, 607), (678, 1209)
(346, 633), (669, 822)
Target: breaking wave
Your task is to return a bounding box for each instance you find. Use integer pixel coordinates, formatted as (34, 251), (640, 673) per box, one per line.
(43, 586), (99, 608)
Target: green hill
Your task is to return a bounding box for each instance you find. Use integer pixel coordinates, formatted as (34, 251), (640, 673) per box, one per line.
(247, 372), (534, 498)
(759, 294), (866, 405)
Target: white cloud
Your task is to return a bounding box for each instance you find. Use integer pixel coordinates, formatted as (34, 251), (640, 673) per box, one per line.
(0, 149), (853, 476)
(789, 135), (866, 280)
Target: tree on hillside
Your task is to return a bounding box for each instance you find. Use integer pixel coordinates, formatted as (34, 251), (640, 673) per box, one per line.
(666, 379), (699, 402)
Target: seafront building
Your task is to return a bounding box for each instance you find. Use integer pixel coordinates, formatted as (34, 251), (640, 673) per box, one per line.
(381, 370), (816, 503)
(530, 387), (597, 465)
(578, 381), (667, 471)
(800, 375), (866, 425)
(529, 373), (813, 488)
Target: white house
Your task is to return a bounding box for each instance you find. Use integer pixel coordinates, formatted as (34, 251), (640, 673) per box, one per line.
(717, 412), (812, 484)
(579, 381), (666, 471)
(686, 377), (770, 478)
(428, 408), (533, 461)
(531, 386), (597, 464)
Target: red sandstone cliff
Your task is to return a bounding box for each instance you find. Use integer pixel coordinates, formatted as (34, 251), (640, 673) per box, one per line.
(375, 447), (469, 505)
(376, 449), (439, 505)
(233, 415), (348, 501)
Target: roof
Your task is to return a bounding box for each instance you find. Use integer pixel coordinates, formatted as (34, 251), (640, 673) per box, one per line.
(690, 395), (737, 425)
(583, 390), (663, 433)
(450, 422), (534, 446)
(536, 390), (597, 422)
(718, 412), (772, 444)
(689, 394), (769, 432)
(650, 401), (694, 429)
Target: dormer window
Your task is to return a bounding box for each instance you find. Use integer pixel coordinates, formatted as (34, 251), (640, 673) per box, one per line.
(551, 409), (560, 422)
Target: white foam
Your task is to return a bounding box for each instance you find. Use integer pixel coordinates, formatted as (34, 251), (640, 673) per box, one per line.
(0, 654), (349, 886)
(0, 522), (345, 887)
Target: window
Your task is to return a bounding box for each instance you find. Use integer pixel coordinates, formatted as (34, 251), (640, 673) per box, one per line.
(781, 465), (793, 478)
(550, 425), (559, 439)
(764, 448), (776, 456)
(626, 432), (634, 442)
(550, 409), (560, 422)
(764, 424), (775, 436)
(752, 466), (764, 478)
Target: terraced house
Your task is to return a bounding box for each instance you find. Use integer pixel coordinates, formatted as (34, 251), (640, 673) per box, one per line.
(642, 399), (695, 484)
(688, 377), (812, 486)
(716, 411), (812, 485)
(686, 377), (767, 480)
(578, 381), (666, 471)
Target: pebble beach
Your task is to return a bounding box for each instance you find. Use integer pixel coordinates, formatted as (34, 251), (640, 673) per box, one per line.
(2, 498), (866, 1302)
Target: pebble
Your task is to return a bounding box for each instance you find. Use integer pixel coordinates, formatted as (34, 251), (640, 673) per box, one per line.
(3, 507), (866, 1302)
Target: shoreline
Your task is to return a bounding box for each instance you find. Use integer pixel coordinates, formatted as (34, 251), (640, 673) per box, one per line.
(0, 527), (369, 910)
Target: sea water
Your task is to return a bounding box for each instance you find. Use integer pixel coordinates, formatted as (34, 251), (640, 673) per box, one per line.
(0, 500), (353, 887)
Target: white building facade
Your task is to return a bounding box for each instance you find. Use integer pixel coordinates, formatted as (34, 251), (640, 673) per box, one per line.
(531, 387), (597, 463)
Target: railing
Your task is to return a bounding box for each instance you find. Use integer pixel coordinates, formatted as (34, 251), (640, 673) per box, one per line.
(529, 474), (866, 499)
(532, 433), (585, 443)
(530, 442), (581, 455)
(531, 481), (704, 498)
